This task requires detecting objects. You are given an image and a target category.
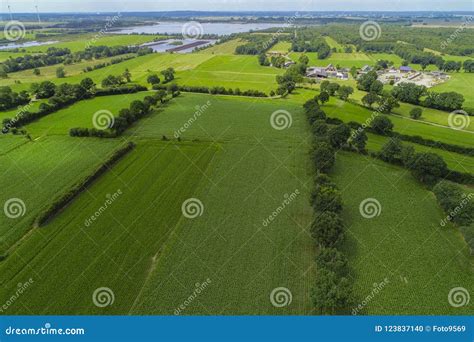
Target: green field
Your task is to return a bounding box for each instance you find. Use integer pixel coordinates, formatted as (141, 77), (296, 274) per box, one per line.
(365, 132), (474, 174)
(432, 73), (474, 108)
(270, 41), (292, 53)
(176, 55), (283, 92)
(25, 92), (155, 137)
(0, 93), (315, 314)
(201, 39), (243, 54)
(334, 152), (473, 315)
(0, 136), (121, 254)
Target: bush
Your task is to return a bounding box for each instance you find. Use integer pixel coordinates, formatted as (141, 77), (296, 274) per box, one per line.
(315, 247), (348, 275)
(433, 181), (473, 226)
(311, 211), (345, 247)
(410, 152), (448, 185)
(313, 142), (336, 173)
(311, 185), (343, 213)
(312, 268), (353, 315)
(371, 116), (394, 135)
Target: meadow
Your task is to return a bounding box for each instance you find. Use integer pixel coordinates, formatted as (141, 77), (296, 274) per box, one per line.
(0, 136), (121, 254)
(333, 152), (473, 315)
(431, 73), (474, 108)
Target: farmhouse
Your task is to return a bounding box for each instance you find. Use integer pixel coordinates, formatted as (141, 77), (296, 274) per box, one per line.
(306, 64), (348, 80)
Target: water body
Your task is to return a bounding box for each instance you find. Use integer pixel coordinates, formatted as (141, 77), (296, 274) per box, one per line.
(0, 40), (58, 51)
(113, 21), (288, 35)
(142, 39), (217, 53)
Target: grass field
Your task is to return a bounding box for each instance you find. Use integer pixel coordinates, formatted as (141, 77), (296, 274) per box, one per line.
(324, 37), (344, 52)
(333, 152), (473, 315)
(287, 89), (474, 148)
(25, 92), (155, 137)
(270, 41), (292, 53)
(0, 93), (315, 314)
(431, 73), (474, 108)
(365, 133), (474, 174)
(6, 52), (215, 93)
(19, 34), (163, 53)
(176, 55), (283, 92)
(200, 39), (243, 54)
(0, 136), (121, 254)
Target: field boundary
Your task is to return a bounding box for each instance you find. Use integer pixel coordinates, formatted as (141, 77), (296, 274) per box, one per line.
(33, 141), (136, 228)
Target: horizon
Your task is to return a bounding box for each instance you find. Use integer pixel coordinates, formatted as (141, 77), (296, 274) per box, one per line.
(1, 0), (473, 14)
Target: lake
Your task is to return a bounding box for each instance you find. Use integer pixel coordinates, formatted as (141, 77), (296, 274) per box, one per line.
(0, 40), (58, 51)
(112, 21), (288, 35)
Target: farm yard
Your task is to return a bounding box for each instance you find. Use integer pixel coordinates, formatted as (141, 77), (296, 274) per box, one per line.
(0, 12), (473, 318)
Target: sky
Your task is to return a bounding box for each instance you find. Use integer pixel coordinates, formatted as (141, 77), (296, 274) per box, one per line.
(1, 0), (473, 13)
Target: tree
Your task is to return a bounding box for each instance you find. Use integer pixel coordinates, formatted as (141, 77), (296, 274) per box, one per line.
(357, 70), (378, 92)
(377, 94), (399, 114)
(123, 68), (132, 82)
(351, 130), (368, 153)
(311, 186), (343, 214)
(337, 86), (353, 101)
(311, 211), (344, 247)
(147, 74), (161, 85)
(423, 91), (464, 111)
(312, 268), (353, 314)
(32, 81), (56, 99)
(411, 152), (448, 185)
(298, 54), (309, 65)
(80, 78), (95, 93)
(56, 67), (66, 78)
(369, 80), (383, 95)
(312, 120), (329, 137)
(326, 83), (340, 96)
(328, 124), (351, 149)
(161, 67), (175, 83)
(258, 53), (269, 66)
(391, 83), (426, 105)
(315, 247), (348, 275)
(320, 80), (330, 93)
(313, 142), (335, 173)
(361, 92), (380, 108)
(379, 138), (403, 163)
(400, 145), (416, 169)
(318, 91), (330, 104)
(371, 116), (393, 135)
(409, 107), (423, 119)
(33, 68), (41, 76)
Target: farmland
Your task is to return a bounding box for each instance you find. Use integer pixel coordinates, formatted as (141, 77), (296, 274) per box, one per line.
(0, 12), (473, 317)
